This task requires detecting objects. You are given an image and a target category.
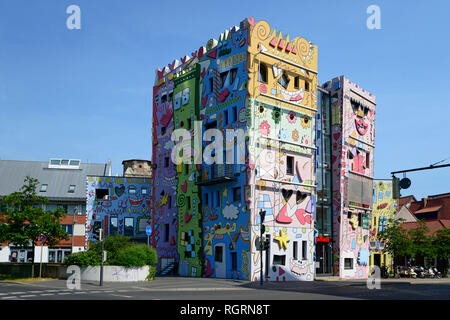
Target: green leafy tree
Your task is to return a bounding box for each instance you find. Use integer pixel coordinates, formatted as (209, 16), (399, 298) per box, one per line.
(407, 219), (433, 262)
(431, 228), (450, 276)
(378, 217), (413, 275)
(0, 177), (69, 277)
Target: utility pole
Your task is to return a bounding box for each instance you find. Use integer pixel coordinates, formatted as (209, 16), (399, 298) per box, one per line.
(99, 228), (104, 286)
(259, 209), (266, 286)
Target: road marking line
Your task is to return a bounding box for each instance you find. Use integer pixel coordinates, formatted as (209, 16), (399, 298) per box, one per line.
(11, 292), (26, 295)
(73, 292), (86, 294)
(40, 294), (54, 296)
(109, 294), (132, 298)
(30, 291), (44, 293)
(2, 296), (17, 299)
(20, 295), (36, 298)
(0, 293), (8, 296)
(57, 292), (71, 295)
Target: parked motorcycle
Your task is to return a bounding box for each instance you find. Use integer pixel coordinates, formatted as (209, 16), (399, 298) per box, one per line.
(408, 267), (417, 278)
(424, 266), (435, 278)
(414, 266), (426, 278)
(433, 267), (442, 279)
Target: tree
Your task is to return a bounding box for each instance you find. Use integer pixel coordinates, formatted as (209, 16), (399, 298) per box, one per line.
(407, 219), (433, 263)
(0, 176), (69, 277)
(431, 228), (450, 276)
(378, 217), (413, 275)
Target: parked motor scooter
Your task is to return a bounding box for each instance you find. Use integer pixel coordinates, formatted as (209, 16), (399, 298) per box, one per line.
(432, 267), (442, 279)
(408, 267), (417, 278)
(414, 266), (426, 278)
(397, 266), (409, 278)
(424, 266), (435, 278)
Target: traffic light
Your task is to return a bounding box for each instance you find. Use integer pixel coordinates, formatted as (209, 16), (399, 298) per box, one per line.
(392, 176), (400, 199)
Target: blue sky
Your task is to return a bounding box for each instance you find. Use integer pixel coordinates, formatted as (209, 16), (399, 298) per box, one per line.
(0, 0), (449, 199)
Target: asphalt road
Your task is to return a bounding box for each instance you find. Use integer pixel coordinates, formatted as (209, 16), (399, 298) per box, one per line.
(0, 277), (449, 300)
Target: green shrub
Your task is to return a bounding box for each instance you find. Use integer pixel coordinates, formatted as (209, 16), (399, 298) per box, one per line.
(114, 244), (157, 268)
(64, 250), (101, 267)
(147, 265), (157, 281)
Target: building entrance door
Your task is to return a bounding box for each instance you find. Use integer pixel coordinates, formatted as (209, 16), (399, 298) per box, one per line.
(373, 254), (381, 268)
(315, 242), (332, 275)
(214, 243), (226, 278)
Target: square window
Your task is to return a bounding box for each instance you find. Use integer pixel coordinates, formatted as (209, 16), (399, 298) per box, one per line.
(128, 186), (136, 194)
(68, 185), (76, 193)
(344, 258), (353, 270)
(278, 72), (290, 89)
(273, 254), (286, 266)
(40, 184), (48, 192)
(141, 187), (147, 195)
(61, 160), (69, 165)
(258, 64), (268, 83)
(96, 189), (109, 200)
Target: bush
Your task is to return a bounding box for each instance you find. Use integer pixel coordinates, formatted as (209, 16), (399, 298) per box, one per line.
(64, 250), (101, 268)
(147, 265), (157, 281)
(114, 244), (157, 268)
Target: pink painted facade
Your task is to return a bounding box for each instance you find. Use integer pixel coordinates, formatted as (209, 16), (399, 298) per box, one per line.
(324, 76), (376, 279)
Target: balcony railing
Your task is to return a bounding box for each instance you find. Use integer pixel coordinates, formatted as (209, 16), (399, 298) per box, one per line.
(196, 164), (238, 185)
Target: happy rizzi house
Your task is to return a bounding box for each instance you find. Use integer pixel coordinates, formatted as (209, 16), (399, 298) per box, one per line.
(151, 17), (320, 281)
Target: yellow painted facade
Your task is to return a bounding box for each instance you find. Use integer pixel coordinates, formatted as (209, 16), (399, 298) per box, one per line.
(370, 180), (398, 271)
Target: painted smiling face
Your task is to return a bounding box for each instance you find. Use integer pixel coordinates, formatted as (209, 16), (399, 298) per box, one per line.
(355, 118), (368, 135)
(352, 102), (369, 135)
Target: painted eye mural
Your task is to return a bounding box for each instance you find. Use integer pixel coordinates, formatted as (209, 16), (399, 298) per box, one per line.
(174, 91), (182, 110)
(182, 88), (190, 105)
(286, 111), (297, 124)
(301, 115), (310, 129)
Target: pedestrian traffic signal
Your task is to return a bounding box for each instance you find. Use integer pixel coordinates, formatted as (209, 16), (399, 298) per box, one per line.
(392, 176), (400, 199)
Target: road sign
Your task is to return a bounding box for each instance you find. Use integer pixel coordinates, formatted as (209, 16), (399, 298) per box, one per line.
(39, 234), (46, 243)
(146, 226), (152, 236)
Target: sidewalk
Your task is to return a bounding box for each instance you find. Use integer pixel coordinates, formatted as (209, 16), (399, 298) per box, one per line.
(315, 275), (450, 284)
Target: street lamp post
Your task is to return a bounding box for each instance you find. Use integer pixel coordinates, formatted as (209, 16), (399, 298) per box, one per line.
(259, 209), (266, 286)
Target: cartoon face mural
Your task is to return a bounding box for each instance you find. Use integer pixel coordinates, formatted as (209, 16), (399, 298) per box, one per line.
(85, 176), (152, 246)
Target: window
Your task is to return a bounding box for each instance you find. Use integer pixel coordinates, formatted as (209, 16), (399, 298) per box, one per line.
(278, 72), (290, 89)
(205, 121), (217, 131)
(161, 126), (166, 135)
(61, 159), (69, 165)
(204, 193), (209, 205)
(273, 254), (286, 265)
(302, 241), (307, 260)
(305, 80), (309, 91)
(232, 106), (237, 122)
(231, 252), (237, 271)
(110, 217), (118, 235)
(215, 246), (223, 262)
(220, 71), (229, 88)
(68, 185), (76, 193)
(294, 76), (299, 89)
(62, 225), (73, 235)
(224, 110), (228, 126)
(141, 187), (148, 195)
(293, 241), (298, 260)
(69, 160), (80, 166)
(168, 195), (172, 209)
(344, 258), (353, 270)
(187, 118), (191, 130)
(165, 157), (170, 168)
(124, 218), (134, 236)
(57, 204), (68, 213)
(229, 68), (238, 85)
(358, 213), (362, 227)
(50, 159), (60, 165)
(286, 156), (294, 175)
(164, 224), (170, 242)
(347, 212), (352, 219)
(161, 94), (167, 103)
(40, 184), (48, 192)
(128, 186), (136, 194)
(233, 187), (241, 202)
(187, 196), (191, 210)
(96, 189), (109, 200)
(258, 63), (268, 83)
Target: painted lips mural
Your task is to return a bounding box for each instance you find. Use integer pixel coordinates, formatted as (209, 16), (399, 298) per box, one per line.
(355, 118), (369, 135)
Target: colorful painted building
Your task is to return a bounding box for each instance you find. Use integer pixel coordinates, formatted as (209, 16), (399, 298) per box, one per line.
(152, 17), (318, 281)
(85, 176), (152, 247)
(322, 76), (376, 279)
(369, 179), (397, 271)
